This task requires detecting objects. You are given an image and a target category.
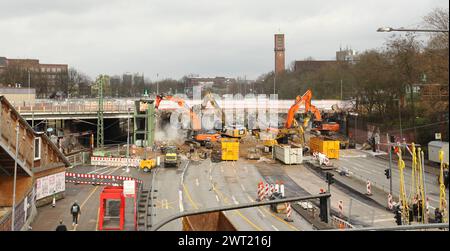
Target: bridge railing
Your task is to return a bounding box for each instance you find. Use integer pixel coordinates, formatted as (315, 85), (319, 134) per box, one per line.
(13, 99), (135, 114)
(10, 98), (354, 114)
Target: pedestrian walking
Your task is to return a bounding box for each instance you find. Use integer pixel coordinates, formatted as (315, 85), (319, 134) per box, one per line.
(70, 201), (81, 226)
(55, 220), (67, 231)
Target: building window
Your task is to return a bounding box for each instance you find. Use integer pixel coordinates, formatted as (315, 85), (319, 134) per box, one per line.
(34, 137), (41, 160)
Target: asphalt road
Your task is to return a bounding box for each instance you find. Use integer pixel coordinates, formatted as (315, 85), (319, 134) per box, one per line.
(283, 164), (396, 227)
(333, 151), (449, 210)
(181, 159), (314, 231)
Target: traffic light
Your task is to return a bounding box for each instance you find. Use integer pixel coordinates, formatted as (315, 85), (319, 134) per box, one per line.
(394, 210), (402, 225)
(384, 169), (391, 179)
(326, 172), (335, 185)
(319, 197), (329, 223)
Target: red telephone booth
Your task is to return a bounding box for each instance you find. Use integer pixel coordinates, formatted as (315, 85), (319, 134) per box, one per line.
(98, 186), (125, 231)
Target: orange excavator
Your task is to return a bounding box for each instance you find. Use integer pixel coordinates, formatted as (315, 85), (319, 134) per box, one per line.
(155, 94), (220, 146)
(285, 89), (340, 135)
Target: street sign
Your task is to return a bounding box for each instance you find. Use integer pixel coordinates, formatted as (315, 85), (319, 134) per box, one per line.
(123, 180), (136, 198)
(435, 133), (442, 140)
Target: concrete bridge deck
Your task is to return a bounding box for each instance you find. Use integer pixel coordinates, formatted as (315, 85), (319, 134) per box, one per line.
(11, 98), (353, 120)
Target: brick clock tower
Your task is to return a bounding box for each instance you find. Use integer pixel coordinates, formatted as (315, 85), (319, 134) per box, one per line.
(274, 34), (285, 75)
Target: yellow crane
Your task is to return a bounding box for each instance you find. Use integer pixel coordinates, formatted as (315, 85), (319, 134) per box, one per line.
(439, 150), (448, 223)
(396, 147), (409, 224)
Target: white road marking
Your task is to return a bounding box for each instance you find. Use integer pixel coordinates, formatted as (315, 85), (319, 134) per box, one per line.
(232, 195), (239, 205)
(216, 195), (220, 202)
(179, 190), (184, 212)
(247, 195), (255, 202)
(271, 225), (279, 231)
(221, 166), (224, 173)
(195, 178), (199, 187)
(373, 218), (395, 223)
(241, 184), (246, 192)
(88, 166), (108, 173)
(257, 208), (266, 218)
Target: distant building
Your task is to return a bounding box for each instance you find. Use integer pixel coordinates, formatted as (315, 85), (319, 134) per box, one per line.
(336, 47), (359, 62)
(0, 56), (68, 98)
(293, 47), (358, 77)
(185, 77), (236, 89)
(274, 34), (285, 75)
(293, 60), (336, 75)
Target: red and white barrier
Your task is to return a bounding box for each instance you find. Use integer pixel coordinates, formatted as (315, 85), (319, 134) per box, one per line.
(65, 172), (143, 184)
(284, 202), (293, 222)
(280, 181), (285, 197)
(257, 181), (265, 201)
(388, 194), (394, 210)
(90, 156), (141, 167)
(275, 181), (280, 193)
(338, 200), (344, 217)
(270, 184), (275, 195)
(265, 183), (270, 198)
(366, 180), (372, 196)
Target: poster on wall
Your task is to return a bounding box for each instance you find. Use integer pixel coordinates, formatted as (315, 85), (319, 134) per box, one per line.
(35, 172), (66, 200)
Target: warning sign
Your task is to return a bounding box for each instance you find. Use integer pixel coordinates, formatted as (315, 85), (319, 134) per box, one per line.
(123, 180), (136, 198)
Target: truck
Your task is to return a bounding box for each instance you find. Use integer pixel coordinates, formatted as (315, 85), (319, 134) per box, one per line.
(164, 145), (179, 167)
(428, 141), (449, 164)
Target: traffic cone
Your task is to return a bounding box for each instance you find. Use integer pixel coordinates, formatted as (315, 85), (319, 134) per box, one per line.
(257, 181), (264, 201)
(284, 202), (293, 222)
(280, 181), (285, 198)
(366, 180), (372, 196)
(275, 180), (280, 193)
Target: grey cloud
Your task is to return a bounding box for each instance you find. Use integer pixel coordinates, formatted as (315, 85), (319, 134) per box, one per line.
(0, 0), (448, 80)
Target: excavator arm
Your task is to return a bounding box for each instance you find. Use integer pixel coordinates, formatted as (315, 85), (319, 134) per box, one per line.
(155, 94), (201, 130)
(284, 89), (313, 129)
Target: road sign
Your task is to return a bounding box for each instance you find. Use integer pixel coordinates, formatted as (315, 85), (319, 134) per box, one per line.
(435, 133), (442, 140)
(123, 180), (136, 198)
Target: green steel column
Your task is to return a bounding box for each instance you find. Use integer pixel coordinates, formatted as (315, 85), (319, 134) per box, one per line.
(96, 75), (104, 149)
(147, 101), (155, 146)
(133, 101), (138, 145)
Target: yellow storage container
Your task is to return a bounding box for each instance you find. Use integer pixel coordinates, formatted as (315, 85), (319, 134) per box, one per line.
(309, 137), (340, 159)
(221, 139), (239, 161)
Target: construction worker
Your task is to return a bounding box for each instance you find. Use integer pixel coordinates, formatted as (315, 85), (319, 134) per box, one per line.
(70, 200), (81, 226)
(55, 220), (67, 231)
(444, 169), (449, 190)
(434, 208), (443, 223)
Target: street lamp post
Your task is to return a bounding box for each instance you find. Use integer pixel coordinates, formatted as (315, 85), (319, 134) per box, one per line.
(377, 27), (449, 33)
(126, 108), (130, 173)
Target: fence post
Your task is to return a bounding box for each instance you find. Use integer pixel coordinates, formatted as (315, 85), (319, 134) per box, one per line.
(348, 198), (353, 224)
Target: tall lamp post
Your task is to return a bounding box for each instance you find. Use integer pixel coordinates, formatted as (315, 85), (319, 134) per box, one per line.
(377, 27), (449, 33)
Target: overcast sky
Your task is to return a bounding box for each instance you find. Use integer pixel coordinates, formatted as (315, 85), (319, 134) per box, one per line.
(0, 0), (448, 80)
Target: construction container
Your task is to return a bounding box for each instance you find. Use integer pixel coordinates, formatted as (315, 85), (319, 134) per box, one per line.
(428, 141), (449, 164)
(221, 138), (239, 161)
(309, 137), (340, 159)
(274, 144), (303, 164)
(182, 212), (236, 231)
